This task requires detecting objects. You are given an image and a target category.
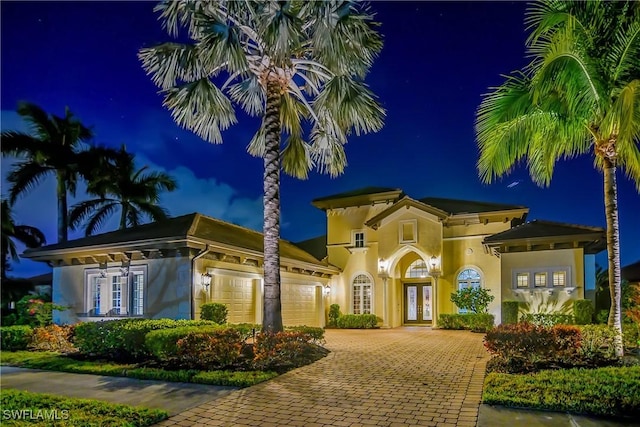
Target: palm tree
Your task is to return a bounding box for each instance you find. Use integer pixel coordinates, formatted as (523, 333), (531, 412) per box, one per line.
(139, 1), (385, 331)
(0, 102), (112, 243)
(69, 145), (178, 236)
(1, 200), (46, 279)
(476, 1), (640, 356)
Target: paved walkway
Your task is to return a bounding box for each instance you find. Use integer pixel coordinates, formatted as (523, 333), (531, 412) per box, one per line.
(0, 366), (237, 415)
(159, 328), (489, 427)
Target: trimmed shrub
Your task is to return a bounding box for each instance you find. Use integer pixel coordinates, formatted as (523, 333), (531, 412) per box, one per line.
(484, 322), (581, 372)
(176, 328), (245, 369)
(29, 324), (76, 353)
(74, 319), (217, 361)
(573, 299), (594, 325)
(285, 325), (325, 343)
(501, 301), (519, 325)
(328, 304), (341, 327)
(14, 294), (62, 327)
(0, 325), (33, 351)
(145, 325), (220, 361)
(520, 313), (574, 326)
(200, 303), (228, 324)
(577, 324), (618, 364)
(336, 314), (378, 329)
(438, 313), (495, 332)
(253, 331), (325, 372)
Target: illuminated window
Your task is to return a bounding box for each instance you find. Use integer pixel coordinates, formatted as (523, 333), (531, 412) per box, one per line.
(458, 268), (481, 290)
(516, 273), (529, 288)
(85, 267), (145, 316)
(132, 273), (145, 315)
(553, 271), (566, 287)
(534, 273), (547, 287)
(352, 274), (372, 314)
(405, 259), (429, 278)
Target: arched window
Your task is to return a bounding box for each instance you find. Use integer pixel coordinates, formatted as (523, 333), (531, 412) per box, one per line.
(352, 274), (372, 314)
(405, 259), (429, 278)
(456, 268), (481, 313)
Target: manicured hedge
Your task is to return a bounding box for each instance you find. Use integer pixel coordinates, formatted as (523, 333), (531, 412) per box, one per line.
(1, 389), (167, 426)
(336, 314), (378, 329)
(145, 325), (221, 361)
(285, 326), (325, 343)
(483, 366), (640, 417)
(253, 331), (327, 372)
(501, 301), (519, 325)
(200, 303), (228, 324)
(74, 319), (217, 361)
(1, 325), (33, 351)
(438, 313), (495, 332)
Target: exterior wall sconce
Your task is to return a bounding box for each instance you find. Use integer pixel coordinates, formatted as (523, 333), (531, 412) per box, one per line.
(546, 289), (554, 296)
(565, 287), (576, 295)
(429, 255), (441, 279)
(323, 285), (331, 296)
(378, 258), (389, 279)
(201, 272), (212, 290)
(120, 261), (130, 277)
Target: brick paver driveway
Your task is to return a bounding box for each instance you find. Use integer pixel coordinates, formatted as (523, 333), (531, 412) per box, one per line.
(159, 328), (489, 427)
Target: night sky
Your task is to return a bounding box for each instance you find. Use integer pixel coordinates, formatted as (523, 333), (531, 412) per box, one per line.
(2, 1), (639, 278)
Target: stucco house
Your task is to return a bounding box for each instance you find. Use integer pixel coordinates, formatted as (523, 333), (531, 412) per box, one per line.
(24, 187), (605, 327)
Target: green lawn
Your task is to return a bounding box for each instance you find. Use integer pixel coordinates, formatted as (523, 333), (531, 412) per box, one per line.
(483, 365), (640, 418)
(0, 389), (167, 426)
(1, 351), (277, 387)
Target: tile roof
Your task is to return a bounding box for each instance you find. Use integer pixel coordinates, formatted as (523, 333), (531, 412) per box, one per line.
(418, 197), (527, 215)
(622, 261), (640, 282)
(294, 235), (327, 261)
(483, 220), (605, 242)
(24, 213), (324, 266)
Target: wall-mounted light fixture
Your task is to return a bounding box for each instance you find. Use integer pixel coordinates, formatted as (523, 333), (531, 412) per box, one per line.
(378, 258), (389, 279)
(323, 285), (331, 296)
(201, 272), (212, 290)
(120, 261), (130, 277)
(99, 262), (108, 278)
(429, 255), (441, 279)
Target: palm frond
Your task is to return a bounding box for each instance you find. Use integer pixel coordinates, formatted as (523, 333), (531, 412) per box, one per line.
(139, 43), (210, 90)
(0, 132), (43, 157)
(228, 75), (265, 117)
(68, 199), (111, 230)
(6, 162), (53, 203)
(84, 202), (119, 236)
(163, 78), (237, 143)
(12, 225), (46, 249)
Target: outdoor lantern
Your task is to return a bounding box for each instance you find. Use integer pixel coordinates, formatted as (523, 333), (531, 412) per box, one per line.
(201, 272), (212, 290)
(378, 258), (389, 276)
(323, 285), (331, 296)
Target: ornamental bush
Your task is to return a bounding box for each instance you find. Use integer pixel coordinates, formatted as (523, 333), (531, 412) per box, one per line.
(14, 294), (63, 327)
(253, 331), (325, 372)
(450, 287), (494, 314)
(520, 313), (574, 326)
(573, 300), (594, 325)
(328, 304), (341, 327)
(484, 322), (581, 372)
(29, 324), (76, 353)
(336, 314), (378, 329)
(501, 301), (519, 325)
(577, 325), (619, 364)
(0, 325), (33, 351)
(176, 328), (245, 369)
(74, 319), (217, 362)
(285, 325), (325, 343)
(200, 303), (228, 324)
(145, 325), (221, 362)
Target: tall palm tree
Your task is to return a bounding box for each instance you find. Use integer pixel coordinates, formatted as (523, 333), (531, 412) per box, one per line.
(1, 200), (46, 279)
(69, 145), (178, 236)
(139, 0), (385, 331)
(476, 0), (640, 356)
(0, 102), (112, 243)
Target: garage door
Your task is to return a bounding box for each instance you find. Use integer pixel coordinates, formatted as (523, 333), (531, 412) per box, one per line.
(281, 282), (319, 326)
(212, 276), (255, 324)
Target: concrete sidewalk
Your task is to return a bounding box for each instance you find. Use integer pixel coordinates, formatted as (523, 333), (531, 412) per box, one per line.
(0, 366), (237, 415)
(478, 404), (640, 427)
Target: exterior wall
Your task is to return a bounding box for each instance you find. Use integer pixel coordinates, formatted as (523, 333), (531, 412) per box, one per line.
(500, 248), (585, 316)
(53, 256), (192, 324)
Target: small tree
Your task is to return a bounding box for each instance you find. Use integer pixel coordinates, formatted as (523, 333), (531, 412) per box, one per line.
(451, 287), (494, 314)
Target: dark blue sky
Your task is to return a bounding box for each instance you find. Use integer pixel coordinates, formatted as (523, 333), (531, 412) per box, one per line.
(1, 1), (639, 277)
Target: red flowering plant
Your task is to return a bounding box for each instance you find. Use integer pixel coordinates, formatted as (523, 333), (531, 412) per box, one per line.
(15, 295), (66, 327)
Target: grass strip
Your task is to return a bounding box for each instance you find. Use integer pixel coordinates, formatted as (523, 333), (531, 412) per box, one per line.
(1, 351), (277, 387)
(483, 365), (640, 417)
(0, 389), (167, 426)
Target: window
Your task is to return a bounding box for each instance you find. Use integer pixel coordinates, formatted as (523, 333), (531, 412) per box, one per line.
(516, 273), (529, 288)
(457, 268), (481, 290)
(405, 259), (429, 278)
(534, 272), (547, 288)
(86, 267), (145, 316)
(353, 231), (365, 248)
(352, 274), (372, 314)
(132, 273), (144, 315)
(553, 271), (566, 287)
(398, 220), (417, 243)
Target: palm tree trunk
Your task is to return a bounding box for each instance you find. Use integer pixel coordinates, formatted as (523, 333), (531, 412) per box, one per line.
(262, 79), (284, 333)
(603, 159), (624, 357)
(120, 204), (128, 230)
(56, 171), (68, 243)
